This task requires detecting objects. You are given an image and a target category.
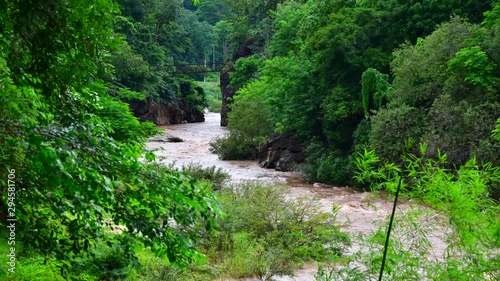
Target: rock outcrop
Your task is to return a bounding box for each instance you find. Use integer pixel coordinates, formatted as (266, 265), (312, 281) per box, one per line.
(257, 131), (306, 172)
(220, 39), (256, 127)
(219, 68), (235, 126)
(148, 136), (184, 143)
(128, 97), (204, 125)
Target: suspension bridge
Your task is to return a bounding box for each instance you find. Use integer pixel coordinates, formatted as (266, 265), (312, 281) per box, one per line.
(165, 62), (226, 74)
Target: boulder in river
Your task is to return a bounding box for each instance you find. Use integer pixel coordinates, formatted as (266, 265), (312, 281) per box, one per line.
(148, 136), (184, 143)
(258, 131), (306, 172)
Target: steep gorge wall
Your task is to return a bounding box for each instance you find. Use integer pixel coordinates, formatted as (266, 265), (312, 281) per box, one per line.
(258, 131), (306, 172)
(219, 69), (235, 126)
(220, 39), (256, 126)
(128, 97), (204, 125)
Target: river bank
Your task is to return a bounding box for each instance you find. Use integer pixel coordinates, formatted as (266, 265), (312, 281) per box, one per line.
(146, 112), (448, 281)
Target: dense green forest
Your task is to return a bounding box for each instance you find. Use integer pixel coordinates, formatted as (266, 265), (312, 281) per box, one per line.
(1, 0), (499, 280)
(216, 0), (500, 187)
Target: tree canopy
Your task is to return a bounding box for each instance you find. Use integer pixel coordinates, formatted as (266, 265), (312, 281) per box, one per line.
(218, 0), (499, 185)
(0, 0), (220, 276)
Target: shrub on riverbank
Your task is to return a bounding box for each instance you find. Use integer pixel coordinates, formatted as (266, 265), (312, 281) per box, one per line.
(210, 93), (273, 160)
(300, 141), (356, 186)
(324, 145), (500, 280)
(180, 163), (230, 190)
(204, 181), (350, 280)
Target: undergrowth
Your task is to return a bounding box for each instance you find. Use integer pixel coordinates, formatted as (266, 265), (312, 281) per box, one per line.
(180, 162), (230, 191)
(197, 81), (222, 113)
(1, 169), (348, 281)
(316, 143), (500, 280)
(206, 181), (350, 280)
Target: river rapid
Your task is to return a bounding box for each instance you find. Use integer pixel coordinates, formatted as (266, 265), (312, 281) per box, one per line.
(146, 112), (447, 281)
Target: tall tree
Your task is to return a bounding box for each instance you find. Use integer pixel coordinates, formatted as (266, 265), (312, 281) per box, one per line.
(0, 0), (220, 276)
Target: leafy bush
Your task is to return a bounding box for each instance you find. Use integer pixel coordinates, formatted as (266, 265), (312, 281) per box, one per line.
(229, 54), (262, 89)
(209, 133), (259, 160)
(420, 96), (500, 166)
(99, 94), (159, 144)
(111, 41), (151, 94)
(206, 181), (350, 280)
(179, 79), (207, 112)
(369, 105), (427, 162)
(227, 95), (274, 143)
(180, 163), (230, 191)
(131, 248), (216, 281)
(0, 238), (66, 281)
(0, 238), (132, 281)
(0, 84), (221, 276)
(344, 146), (500, 280)
(219, 232), (294, 279)
(210, 94), (273, 160)
(0, 237), (215, 281)
(494, 118), (500, 141)
(361, 68), (392, 117)
(301, 142), (355, 186)
(70, 243), (134, 280)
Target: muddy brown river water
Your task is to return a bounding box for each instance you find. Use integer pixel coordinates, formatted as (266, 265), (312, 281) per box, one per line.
(146, 112), (448, 281)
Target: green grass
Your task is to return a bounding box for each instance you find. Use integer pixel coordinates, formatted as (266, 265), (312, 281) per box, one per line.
(0, 238), (65, 281)
(0, 237), (212, 281)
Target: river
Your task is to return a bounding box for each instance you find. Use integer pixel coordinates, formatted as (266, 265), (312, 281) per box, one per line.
(146, 112), (447, 281)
